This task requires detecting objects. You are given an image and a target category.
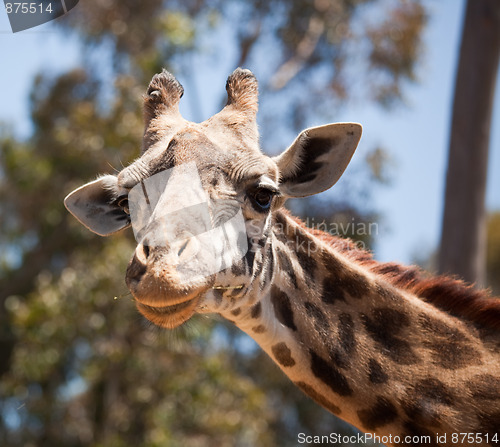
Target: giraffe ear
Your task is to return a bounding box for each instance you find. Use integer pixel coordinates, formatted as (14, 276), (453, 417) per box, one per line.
(64, 175), (131, 236)
(274, 123), (362, 198)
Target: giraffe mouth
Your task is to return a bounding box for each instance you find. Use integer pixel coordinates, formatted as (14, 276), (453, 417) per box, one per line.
(212, 284), (244, 291)
(135, 297), (199, 329)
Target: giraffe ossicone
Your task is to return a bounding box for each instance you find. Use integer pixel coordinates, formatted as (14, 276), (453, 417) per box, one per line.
(65, 68), (500, 445)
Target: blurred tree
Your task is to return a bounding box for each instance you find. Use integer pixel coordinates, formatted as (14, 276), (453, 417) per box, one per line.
(0, 70), (278, 447)
(486, 212), (500, 295)
(1, 0), (428, 445)
(438, 0), (500, 286)
(0, 70), (141, 374)
(59, 0), (427, 129)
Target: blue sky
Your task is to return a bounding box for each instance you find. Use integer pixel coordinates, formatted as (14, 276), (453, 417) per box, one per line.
(1, 0), (499, 266)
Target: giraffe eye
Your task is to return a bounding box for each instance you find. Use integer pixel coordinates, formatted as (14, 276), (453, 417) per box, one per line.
(251, 188), (275, 211)
(116, 195), (130, 215)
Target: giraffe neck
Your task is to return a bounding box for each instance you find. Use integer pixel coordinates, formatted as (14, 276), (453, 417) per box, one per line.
(220, 211), (500, 443)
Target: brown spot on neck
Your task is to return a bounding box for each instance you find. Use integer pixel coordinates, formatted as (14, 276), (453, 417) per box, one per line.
(295, 381), (342, 415)
(309, 349), (353, 397)
(367, 359), (388, 384)
(270, 286), (297, 331)
(361, 307), (420, 365)
(271, 342), (296, 367)
(357, 396), (398, 431)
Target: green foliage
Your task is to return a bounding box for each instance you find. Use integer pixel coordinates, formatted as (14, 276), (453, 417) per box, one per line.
(367, 1), (427, 105)
(3, 239), (277, 446)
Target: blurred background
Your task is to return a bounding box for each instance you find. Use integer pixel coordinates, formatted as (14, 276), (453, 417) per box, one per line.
(0, 0), (499, 445)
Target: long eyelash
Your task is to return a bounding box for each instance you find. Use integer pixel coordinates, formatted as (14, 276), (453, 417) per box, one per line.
(262, 187), (281, 198)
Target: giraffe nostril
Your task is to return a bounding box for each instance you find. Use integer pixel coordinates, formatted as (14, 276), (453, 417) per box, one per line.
(177, 239), (189, 258)
(143, 245), (150, 258)
(126, 252), (147, 285)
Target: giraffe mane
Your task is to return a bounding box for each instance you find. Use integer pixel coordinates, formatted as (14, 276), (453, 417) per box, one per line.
(290, 213), (500, 330)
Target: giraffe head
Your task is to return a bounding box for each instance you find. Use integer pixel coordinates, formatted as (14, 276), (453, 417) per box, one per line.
(64, 69), (362, 329)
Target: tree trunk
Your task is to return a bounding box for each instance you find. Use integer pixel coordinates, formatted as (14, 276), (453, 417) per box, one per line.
(438, 0), (500, 286)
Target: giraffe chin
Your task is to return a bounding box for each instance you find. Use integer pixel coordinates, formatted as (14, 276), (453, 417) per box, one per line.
(126, 264), (213, 328)
(135, 296), (200, 329)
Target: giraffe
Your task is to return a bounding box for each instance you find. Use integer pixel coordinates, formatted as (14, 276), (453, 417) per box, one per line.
(64, 68), (500, 446)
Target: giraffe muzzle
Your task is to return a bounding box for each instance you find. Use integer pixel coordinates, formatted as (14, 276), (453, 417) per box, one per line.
(126, 242), (213, 303)
(125, 242), (212, 328)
